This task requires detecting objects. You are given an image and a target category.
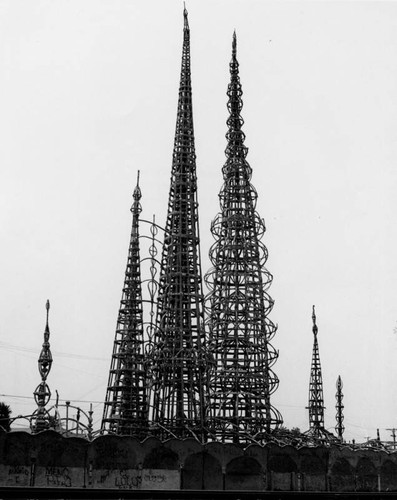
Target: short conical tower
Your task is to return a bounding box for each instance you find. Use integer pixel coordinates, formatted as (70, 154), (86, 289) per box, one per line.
(148, 8), (208, 440)
(205, 33), (282, 444)
(307, 306), (325, 435)
(101, 172), (148, 437)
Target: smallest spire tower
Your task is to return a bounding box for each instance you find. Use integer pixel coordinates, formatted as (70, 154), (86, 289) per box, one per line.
(335, 375), (345, 441)
(307, 306), (325, 436)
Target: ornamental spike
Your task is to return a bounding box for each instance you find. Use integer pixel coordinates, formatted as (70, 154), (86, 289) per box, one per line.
(38, 300), (52, 382)
(131, 171), (142, 218)
(133, 170), (141, 200)
(312, 305), (318, 336)
(45, 300), (50, 337)
(183, 3), (189, 29)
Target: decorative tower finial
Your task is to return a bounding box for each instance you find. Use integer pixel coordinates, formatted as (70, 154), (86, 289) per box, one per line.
(312, 305), (318, 336)
(307, 305), (326, 436)
(205, 32), (282, 444)
(183, 3), (188, 24)
(101, 172), (148, 437)
(335, 375), (345, 441)
(132, 171), (142, 215)
(31, 300), (53, 433)
(45, 299), (50, 326)
(148, 8), (208, 441)
(232, 30), (237, 59)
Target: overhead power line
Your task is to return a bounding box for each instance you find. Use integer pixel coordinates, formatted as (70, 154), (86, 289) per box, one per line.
(0, 393), (104, 404)
(0, 340), (107, 361)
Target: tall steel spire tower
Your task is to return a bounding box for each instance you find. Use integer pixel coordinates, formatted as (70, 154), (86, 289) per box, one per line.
(205, 33), (282, 444)
(307, 306), (325, 436)
(148, 8), (207, 440)
(102, 173), (148, 438)
(335, 375), (345, 441)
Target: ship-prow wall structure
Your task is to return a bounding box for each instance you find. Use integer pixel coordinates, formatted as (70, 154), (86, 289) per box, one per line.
(1, 431), (397, 493)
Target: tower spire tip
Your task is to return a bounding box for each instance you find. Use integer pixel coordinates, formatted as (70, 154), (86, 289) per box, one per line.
(132, 171), (142, 213)
(232, 30), (237, 58)
(312, 305), (318, 335)
(183, 3), (189, 29)
(45, 300), (50, 329)
(136, 170), (140, 186)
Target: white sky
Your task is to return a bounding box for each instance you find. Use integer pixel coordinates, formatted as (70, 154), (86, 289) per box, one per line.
(1, 0), (397, 443)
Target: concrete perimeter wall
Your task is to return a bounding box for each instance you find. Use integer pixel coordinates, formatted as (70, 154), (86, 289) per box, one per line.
(0, 431), (396, 492)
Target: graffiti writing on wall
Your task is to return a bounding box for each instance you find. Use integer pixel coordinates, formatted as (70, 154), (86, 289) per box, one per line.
(7, 465), (29, 485)
(114, 470), (141, 489)
(45, 466), (71, 487)
(95, 469), (141, 489)
(143, 472), (166, 484)
(141, 469), (180, 490)
(93, 469), (178, 490)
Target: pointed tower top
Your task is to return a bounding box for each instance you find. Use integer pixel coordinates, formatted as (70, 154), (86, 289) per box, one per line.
(40, 300), (52, 370)
(232, 30), (237, 58)
(133, 170), (141, 200)
(134, 169), (140, 193)
(230, 30), (239, 74)
(183, 4), (189, 31)
(44, 300), (50, 342)
(131, 171), (142, 215)
(312, 305), (318, 336)
(224, 28), (248, 168)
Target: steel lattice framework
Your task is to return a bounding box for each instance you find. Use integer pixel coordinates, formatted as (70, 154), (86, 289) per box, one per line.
(204, 33), (282, 444)
(31, 300), (53, 433)
(148, 8), (208, 440)
(335, 375), (345, 441)
(307, 306), (326, 436)
(101, 174), (149, 438)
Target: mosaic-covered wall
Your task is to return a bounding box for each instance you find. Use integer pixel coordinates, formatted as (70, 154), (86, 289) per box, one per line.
(0, 431), (396, 492)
